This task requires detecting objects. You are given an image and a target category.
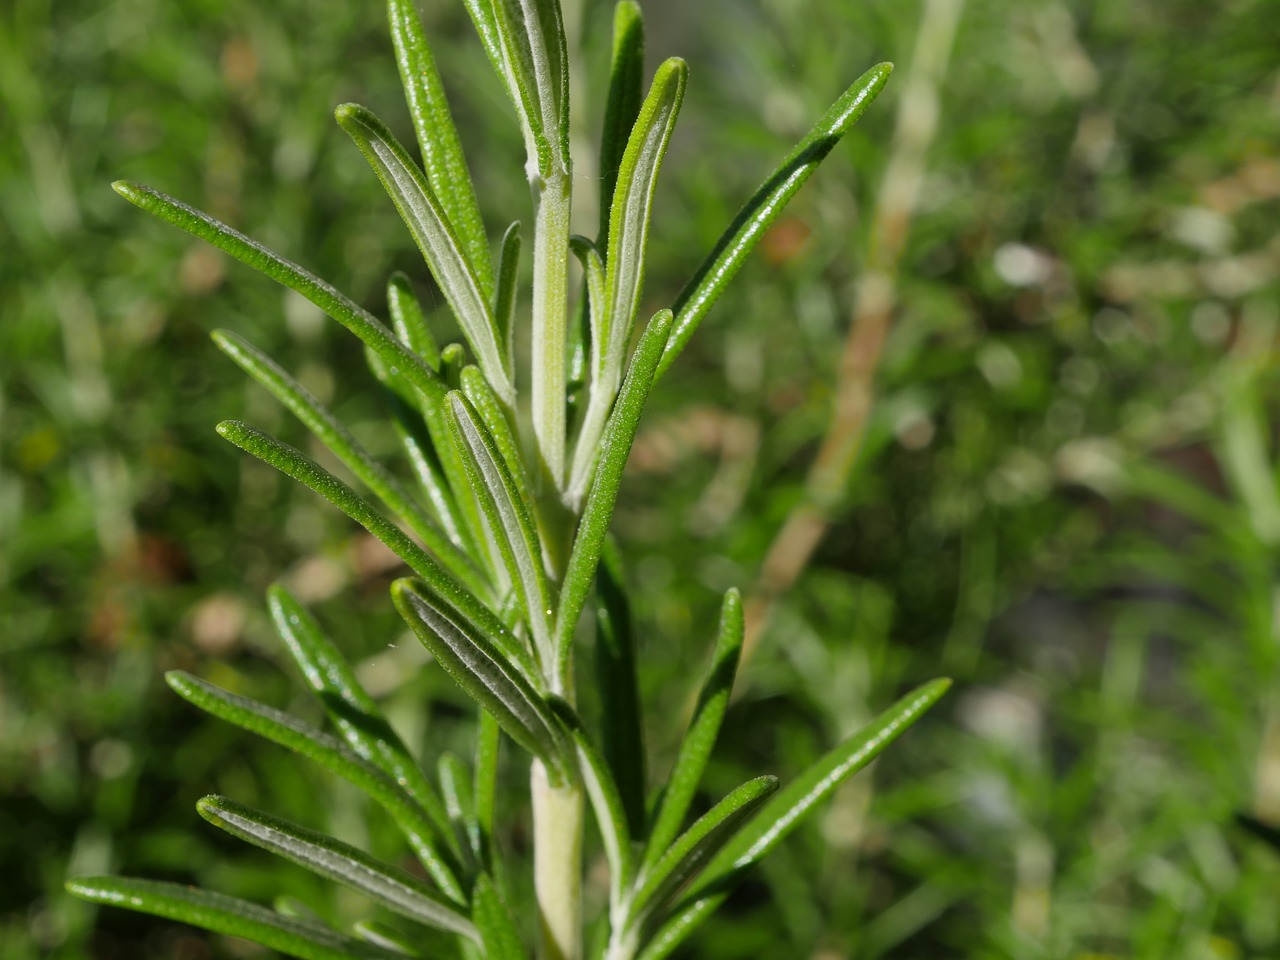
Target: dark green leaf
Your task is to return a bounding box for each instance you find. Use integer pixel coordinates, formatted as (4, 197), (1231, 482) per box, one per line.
(627, 776), (777, 926)
(387, 272), (441, 369)
(66, 877), (401, 960)
(388, 0), (493, 299)
(197, 796), (478, 940)
(393, 578), (567, 780)
(642, 588), (742, 873)
(111, 180), (443, 403)
(556, 309), (672, 670)
(216, 419), (496, 630)
(656, 63), (893, 377)
(165, 670), (463, 902)
(472, 874), (529, 960)
(597, 1), (645, 247)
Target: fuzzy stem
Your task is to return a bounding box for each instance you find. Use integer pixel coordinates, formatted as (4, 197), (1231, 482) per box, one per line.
(531, 169), (572, 493)
(532, 760), (584, 960)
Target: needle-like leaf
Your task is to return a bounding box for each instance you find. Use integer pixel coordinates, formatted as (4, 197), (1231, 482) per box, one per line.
(642, 588), (743, 873)
(639, 679), (950, 958)
(111, 180), (443, 403)
(628, 776), (778, 926)
(594, 541), (646, 838)
(267, 585), (457, 852)
(165, 671), (465, 903)
(547, 697), (635, 909)
(446, 392), (555, 667)
(366, 348), (470, 554)
(472, 873), (529, 960)
(336, 104), (512, 405)
(474, 709), (501, 844)
(569, 58), (686, 497)
(214, 330), (479, 592)
(393, 578), (567, 781)
(216, 419), (495, 623)
(460, 366), (532, 507)
(556, 309), (673, 669)
(197, 796), (479, 941)
(598, 1), (645, 247)
(66, 877), (401, 960)
(656, 62), (893, 377)
(388, 0), (493, 300)
(352, 920), (424, 957)
(387, 272), (441, 370)
(493, 221), (522, 373)
(437, 752), (481, 866)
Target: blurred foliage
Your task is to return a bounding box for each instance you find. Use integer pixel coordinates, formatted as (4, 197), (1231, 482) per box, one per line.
(3, 0), (1280, 957)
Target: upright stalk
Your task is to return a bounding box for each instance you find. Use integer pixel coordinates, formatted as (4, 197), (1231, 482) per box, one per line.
(532, 759), (584, 960)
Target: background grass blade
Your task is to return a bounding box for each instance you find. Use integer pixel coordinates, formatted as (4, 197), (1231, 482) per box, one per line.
(656, 62), (893, 377)
(165, 671), (464, 902)
(388, 0), (493, 299)
(111, 180), (443, 402)
(393, 578), (567, 780)
(66, 877), (401, 960)
(268, 585), (458, 851)
(642, 587), (743, 873)
(557, 309), (673, 665)
(197, 796), (479, 940)
(216, 419), (496, 622)
(335, 104), (512, 404)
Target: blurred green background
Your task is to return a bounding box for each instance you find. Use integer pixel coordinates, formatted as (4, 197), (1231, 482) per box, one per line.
(4, 0), (1280, 956)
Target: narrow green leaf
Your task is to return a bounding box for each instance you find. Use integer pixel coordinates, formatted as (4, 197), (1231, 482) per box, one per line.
(165, 671), (464, 903)
(353, 920), (424, 956)
(197, 796), (479, 940)
(387, 272), (441, 369)
(547, 698), (635, 910)
(523, 0), (571, 163)
(474, 708), (501, 842)
(462, 0), (549, 172)
(569, 59), (686, 498)
(335, 104), (512, 405)
(388, 0), (494, 299)
(216, 419), (497, 629)
(598, 1), (645, 247)
(438, 752), (482, 865)
(629, 776), (777, 926)
(656, 63), (893, 377)
(704, 678), (951, 880)
(594, 541), (646, 838)
(366, 348), (471, 554)
(472, 874), (529, 960)
(556, 309), (673, 669)
(642, 588), (742, 873)
(641, 680), (951, 957)
(445, 393), (555, 669)
(111, 180), (443, 403)
(67, 877), (400, 960)
(268, 584), (458, 851)
(493, 221), (522, 374)
(569, 235), (607, 385)
(214, 330), (482, 595)
(274, 896), (328, 928)
(393, 578), (567, 781)
(460, 365), (532, 510)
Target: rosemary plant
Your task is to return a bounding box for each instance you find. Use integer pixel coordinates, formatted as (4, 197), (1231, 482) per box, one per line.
(68, 2), (948, 957)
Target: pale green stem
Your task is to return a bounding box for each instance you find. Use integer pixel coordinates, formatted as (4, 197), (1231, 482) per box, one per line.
(531, 169), (572, 493)
(532, 759), (584, 960)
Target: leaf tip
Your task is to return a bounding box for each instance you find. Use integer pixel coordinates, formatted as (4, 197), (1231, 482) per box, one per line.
(111, 180), (140, 202)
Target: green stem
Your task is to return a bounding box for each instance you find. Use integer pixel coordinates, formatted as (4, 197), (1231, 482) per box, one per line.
(531, 169), (572, 493)
(532, 760), (583, 960)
